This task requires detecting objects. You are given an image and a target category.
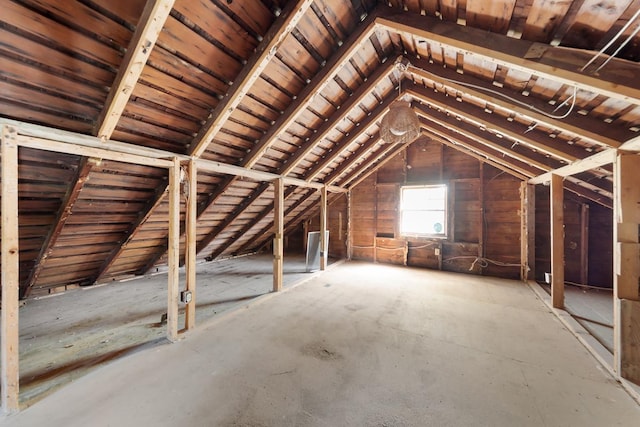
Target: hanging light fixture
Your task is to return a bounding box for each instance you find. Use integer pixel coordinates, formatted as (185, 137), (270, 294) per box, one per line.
(380, 59), (420, 145)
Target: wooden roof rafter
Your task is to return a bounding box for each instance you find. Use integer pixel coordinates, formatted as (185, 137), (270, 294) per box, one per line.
(232, 187), (316, 256)
(303, 91), (398, 182)
(95, 0), (175, 139)
(134, 7), (389, 268)
(374, 12), (640, 106)
(206, 186), (299, 261)
(176, 52), (396, 263)
(405, 85), (592, 165)
(22, 157), (95, 298)
(413, 106), (613, 202)
(189, 0), (315, 158)
(405, 57), (631, 148)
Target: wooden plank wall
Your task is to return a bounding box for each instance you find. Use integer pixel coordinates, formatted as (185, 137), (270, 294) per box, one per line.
(535, 186), (613, 288)
(350, 141), (523, 279)
(294, 193), (348, 259)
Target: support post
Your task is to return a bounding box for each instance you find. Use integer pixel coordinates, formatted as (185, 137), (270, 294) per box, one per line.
(580, 203), (589, 286)
(273, 177), (284, 291)
(347, 190), (353, 260)
(320, 185), (328, 270)
(520, 182), (535, 281)
(550, 174), (565, 309)
(613, 152), (640, 384)
(185, 159), (197, 330)
(167, 158), (180, 341)
(1, 125), (20, 413)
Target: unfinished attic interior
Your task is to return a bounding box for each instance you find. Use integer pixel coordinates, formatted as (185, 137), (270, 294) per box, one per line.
(1, 0), (640, 422)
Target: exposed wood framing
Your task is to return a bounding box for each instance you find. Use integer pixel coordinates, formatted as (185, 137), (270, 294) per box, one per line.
(346, 138), (415, 188)
(190, 0), (315, 158)
(347, 190), (353, 260)
(200, 182), (271, 257)
(550, 174), (565, 309)
(529, 149), (617, 184)
(1, 125), (20, 413)
(580, 203), (589, 286)
(24, 157), (94, 297)
(304, 93), (398, 182)
(212, 187), (298, 259)
(18, 136), (174, 169)
(406, 86), (585, 164)
(242, 7), (385, 169)
(425, 130), (530, 181)
(320, 186), (328, 270)
(324, 132), (384, 186)
(233, 188), (314, 256)
(96, 182), (169, 282)
(376, 13), (640, 105)
(520, 182), (535, 280)
(414, 104), (554, 172)
(406, 59), (628, 148)
(281, 60), (397, 175)
(95, 0), (175, 138)
(621, 136), (640, 152)
(273, 178), (284, 291)
(185, 159), (197, 330)
(613, 152), (640, 385)
(167, 158), (180, 342)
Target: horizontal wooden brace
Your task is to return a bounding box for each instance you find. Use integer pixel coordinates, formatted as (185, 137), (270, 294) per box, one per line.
(529, 149), (616, 184)
(2, 117), (347, 192)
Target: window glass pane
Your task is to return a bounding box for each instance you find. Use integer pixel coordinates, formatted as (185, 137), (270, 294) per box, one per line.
(401, 211), (446, 235)
(399, 185), (447, 236)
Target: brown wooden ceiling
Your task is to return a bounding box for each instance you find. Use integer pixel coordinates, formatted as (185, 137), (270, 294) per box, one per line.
(1, 0), (639, 297)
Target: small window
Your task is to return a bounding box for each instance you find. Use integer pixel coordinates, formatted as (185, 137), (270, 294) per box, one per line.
(399, 184), (447, 237)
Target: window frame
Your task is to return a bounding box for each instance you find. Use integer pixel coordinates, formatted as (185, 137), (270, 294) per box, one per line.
(398, 184), (448, 239)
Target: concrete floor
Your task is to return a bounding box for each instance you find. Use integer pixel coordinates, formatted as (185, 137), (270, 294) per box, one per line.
(4, 260), (640, 426)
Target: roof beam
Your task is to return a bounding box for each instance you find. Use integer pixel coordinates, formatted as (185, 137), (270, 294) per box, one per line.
(95, 0), (175, 139)
(280, 59), (397, 176)
(325, 132), (384, 186)
(94, 181), (169, 282)
(529, 149), (617, 184)
(207, 187), (298, 260)
(406, 58), (629, 148)
(345, 137), (415, 189)
(197, 182), (271, 256)
(241, 6), (385, 169)
(621, 136), (640, 152)
(423, 130), (531, 181)
(304, 92), (396, 182)
(375, 12), (640, 105)
(189, 0), (315, 157)
(406, 85), (585, 163)
(23, 158), (95, 297)
(232, 188), (316, 256)
(413, 104), (558, 172)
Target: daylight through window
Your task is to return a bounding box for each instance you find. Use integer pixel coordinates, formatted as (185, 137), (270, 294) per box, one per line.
(399, 185), (447, 237)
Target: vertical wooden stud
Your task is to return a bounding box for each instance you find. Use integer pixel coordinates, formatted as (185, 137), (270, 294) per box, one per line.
(580, 204), (589, 286)
(185, 159), (197, 330)
(167, 157), (180, 341)
(273, 177), (284, 291)
(320, 185), (328, 270)
(1, 125), (20, 413)
(613, 152), (640, 383)
(550, 174), (565, 309)
(347, 190), (352, 260)
(520, 182), (535, 281)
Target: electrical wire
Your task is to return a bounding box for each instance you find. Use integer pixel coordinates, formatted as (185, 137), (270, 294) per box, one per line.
(409, 65), (578, 120)
(580, 7), (640, 72)
(442, 256), (522, 271)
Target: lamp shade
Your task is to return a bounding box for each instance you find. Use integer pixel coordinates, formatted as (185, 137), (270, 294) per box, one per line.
(380, 101), (420, 145)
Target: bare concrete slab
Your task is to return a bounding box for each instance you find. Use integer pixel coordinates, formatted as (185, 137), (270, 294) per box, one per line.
(4, 261), (639, 426)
